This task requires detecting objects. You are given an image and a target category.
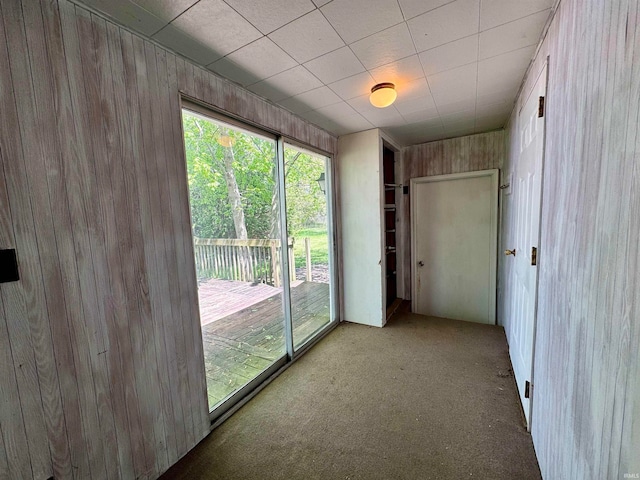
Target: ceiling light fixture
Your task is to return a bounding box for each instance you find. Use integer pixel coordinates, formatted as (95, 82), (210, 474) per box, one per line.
(369, 82), (397, 108)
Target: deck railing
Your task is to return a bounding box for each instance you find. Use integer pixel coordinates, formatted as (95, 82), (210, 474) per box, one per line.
(193, 237), (296, 287)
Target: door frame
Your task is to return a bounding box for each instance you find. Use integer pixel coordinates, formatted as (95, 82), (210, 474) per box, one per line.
(410, 169), (499, 322)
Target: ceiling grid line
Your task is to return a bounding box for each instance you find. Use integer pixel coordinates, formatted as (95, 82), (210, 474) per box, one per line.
(474, 0), (482, 132)
(399, 0), (461, 141)
(73, 0), (555, 145)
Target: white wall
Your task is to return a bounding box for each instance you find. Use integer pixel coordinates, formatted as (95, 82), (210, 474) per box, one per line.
(338, 129), (385, 327)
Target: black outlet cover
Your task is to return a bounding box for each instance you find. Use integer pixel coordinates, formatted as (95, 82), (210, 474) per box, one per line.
(0, 249), (19, 283)
(403, 185), (409, 195)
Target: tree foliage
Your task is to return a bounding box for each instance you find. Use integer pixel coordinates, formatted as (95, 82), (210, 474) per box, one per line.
(182, 111), (327, 240)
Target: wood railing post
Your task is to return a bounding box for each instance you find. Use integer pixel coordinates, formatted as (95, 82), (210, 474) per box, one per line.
(270, 241), (279, 287)
(305, 237), (312, 282)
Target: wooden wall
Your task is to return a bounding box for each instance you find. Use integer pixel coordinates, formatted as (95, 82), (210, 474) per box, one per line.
(398, 131), (505, 299)
(0, 0), (336, 479)
(499, 0), (640, 477)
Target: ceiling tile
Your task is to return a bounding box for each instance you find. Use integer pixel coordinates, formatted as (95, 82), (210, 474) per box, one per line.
(479, 11), (549, 60)
(394, 96), (440, 123)
(397, 0), (455, 20)
(394, 77), (433, 104)
(153, 23), (222, 64)
(347, 95), (405, 127)
(443, 125), (476, 138)
(321, 0), (404, 44)
(333, 113), (375, 134)
(74, 0), (551, 146)
(269, 10), (344, 63)
(304, 47), (365, 84)
(369, 55), (425, 86)
(404, 117), (447, 132)
(131, 0), (199, 22)
(389, 117), (444, 143)
(300, 110), (342, 133)
(395, 95), (437, 116)
(279, 86), (343, 114)
(436, 98), (477, 116)
(400, 106), (440, 124)
(480, 0), (553, 31)
(82, 0), (167, 36)
(477, 45), (535, 96)
(209, 37), (297, 86)
(351, 23), (415, 69)
(328, 72), (376, 100)
(315, 101), (358, 118)
(169, 0), (262, 57)
(370, 112), (408, 128)
(476, 102), (512, 118)
(428, 63), (477, 106)
(477, 89), (517, 108)
(408, 0), (479, 53)
(248, 65), (322, 101)
(419, 35), (478, 76)
(224, 0), (316, 34)
(441, 110), (475, 127)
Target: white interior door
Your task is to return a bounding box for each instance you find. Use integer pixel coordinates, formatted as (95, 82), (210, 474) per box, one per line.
(411, 170), (498, 324)
(507, 65), (547, 429)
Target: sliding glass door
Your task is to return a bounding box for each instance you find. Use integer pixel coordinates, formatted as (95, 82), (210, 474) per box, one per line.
(283, 144), (335, 350)
(182, 107), (287, 412)
(181, 103), (336, 416)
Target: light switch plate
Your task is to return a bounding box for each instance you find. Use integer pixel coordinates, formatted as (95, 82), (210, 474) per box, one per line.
(0, 249), (19, 283)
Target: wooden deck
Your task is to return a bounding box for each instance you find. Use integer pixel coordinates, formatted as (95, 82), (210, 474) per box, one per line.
(197, 278), (281, 326)
(199, 280), (330, 409)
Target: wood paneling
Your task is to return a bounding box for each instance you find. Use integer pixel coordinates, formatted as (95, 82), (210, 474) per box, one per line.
(399, 131), (505, 299)
(0, 0), (336, 478)
(499, 0), (640, 477)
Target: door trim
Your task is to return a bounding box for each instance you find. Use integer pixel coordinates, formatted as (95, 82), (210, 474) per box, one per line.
(410, 169), (499, 322)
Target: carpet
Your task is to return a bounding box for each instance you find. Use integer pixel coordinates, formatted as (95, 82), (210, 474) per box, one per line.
(161, 312), (542, 480)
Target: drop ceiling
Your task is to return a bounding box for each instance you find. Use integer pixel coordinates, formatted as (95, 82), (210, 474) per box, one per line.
(76, 0), (554, 146)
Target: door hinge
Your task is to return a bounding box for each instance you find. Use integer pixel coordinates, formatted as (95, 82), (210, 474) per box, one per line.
(525, 380), (532, 399)
(538, 96), (545, 117)
(531, 247), (537, 266)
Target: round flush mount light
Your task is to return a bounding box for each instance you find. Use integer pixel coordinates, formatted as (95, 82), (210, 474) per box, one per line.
(369, 82), (397, 108)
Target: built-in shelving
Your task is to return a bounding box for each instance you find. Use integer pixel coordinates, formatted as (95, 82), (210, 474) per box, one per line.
(383, 145), (397, 309)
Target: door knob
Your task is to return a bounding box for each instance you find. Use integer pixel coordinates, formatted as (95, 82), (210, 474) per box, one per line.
(505, 249), (516, 256)
(418, 261), (424, 267)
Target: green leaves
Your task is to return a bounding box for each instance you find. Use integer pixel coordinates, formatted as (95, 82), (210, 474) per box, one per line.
(182, 110), (327, 242)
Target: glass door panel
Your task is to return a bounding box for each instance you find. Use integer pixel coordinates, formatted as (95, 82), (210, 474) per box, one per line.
(182, 107), (287, 412)
(283, 144), (336, 350)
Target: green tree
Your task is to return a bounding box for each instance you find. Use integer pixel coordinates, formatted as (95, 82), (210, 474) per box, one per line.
(182, 111), (327, 245)
(182, 112), (277, 239)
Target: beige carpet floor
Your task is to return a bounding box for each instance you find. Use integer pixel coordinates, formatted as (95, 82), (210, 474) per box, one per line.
(161, 312), (542, 480)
